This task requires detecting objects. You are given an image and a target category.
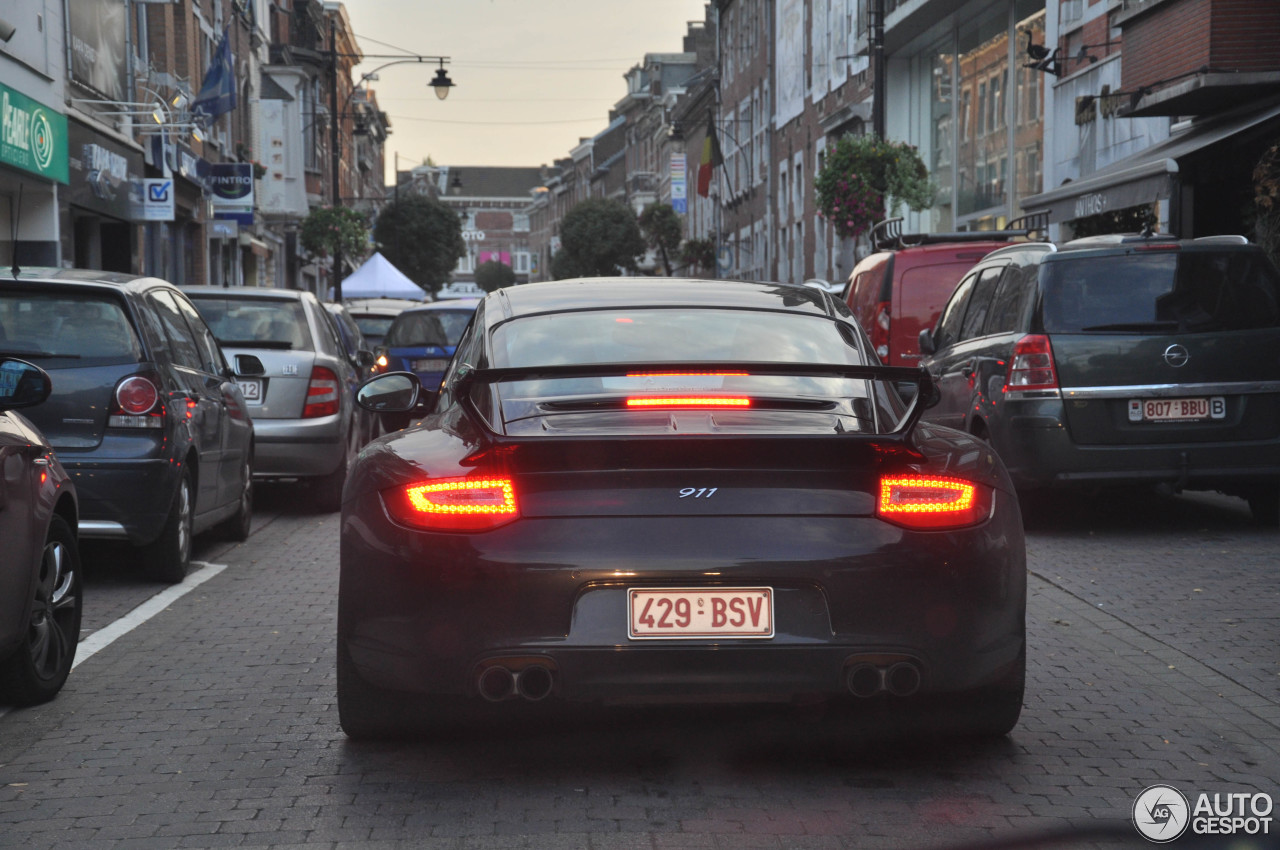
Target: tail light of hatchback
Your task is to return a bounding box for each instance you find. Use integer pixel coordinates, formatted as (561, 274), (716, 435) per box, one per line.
(108, 375), (164, 429)
(877, 475), (991, 529)
(303, 366), (341, 418)
(383, 477), (519, 531)
(1004, 334), (1059, 393)
(871, 301), (891, 361)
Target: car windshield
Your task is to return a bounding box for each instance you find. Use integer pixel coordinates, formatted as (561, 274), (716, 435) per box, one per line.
(0, 291), (142, 363)
(1041, 251), (1280, 334)
(386, 310), (473, 347)
(192, 298), (313, 350)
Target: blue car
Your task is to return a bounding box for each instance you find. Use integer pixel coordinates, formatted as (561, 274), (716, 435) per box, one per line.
(375, 300), (479, 400)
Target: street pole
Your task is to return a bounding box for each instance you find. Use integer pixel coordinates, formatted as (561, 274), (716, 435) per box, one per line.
(872, 0), (886, 138)
(329, 15), (344, 301)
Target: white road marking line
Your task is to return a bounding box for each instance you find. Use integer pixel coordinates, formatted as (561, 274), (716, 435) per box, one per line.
(72, 561), (229, 669)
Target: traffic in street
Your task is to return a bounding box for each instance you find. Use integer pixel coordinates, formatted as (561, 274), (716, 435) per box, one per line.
(0, 483), (1275, 849)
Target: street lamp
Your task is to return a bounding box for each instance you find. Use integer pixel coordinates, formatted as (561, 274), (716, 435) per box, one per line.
(328, 14), (454, 301)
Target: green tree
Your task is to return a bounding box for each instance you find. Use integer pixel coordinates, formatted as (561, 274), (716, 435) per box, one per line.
(475, 259), (517, 292)
(373, 195), (466, 297)
(814, 134), (935, 240)
(299, 206), (369, 265)
(680, 237), (716, 277)
(552, 198), (647, 278)
(638, 202), (684, 276)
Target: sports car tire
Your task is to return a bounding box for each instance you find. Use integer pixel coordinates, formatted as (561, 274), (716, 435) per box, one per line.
(954, 644), (1025, 738)
(141, 468), (193, 584)
(0, 515), (82, 706)
(337, 646), (443, 740)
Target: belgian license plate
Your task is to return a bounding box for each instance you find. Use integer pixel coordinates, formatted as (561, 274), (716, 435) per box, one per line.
(237, 379), (262, 402)
(412, 358), (449, 372)
(1128, 396), (1225, 422)
(628, 587), (774, 640)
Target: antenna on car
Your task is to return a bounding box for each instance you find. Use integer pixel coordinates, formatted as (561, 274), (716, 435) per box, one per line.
(8, 183), (21, 279)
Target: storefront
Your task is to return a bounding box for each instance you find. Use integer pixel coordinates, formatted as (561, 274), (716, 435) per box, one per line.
(886, 0), (1046, 232)
(141, 136), (209, 286)
(1023, 101), (1280, 239)
(0, 81), (68, 267)
(63, 118), (145, 272)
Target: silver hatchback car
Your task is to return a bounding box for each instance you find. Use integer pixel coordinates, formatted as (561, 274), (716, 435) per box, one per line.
(185, 288), (365, 512)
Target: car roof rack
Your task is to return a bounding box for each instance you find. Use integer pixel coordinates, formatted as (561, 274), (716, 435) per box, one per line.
(869, 211), (1048, 251)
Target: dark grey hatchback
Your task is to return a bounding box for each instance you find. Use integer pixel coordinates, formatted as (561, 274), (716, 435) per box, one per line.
(918, 233), (1280, 524)
(0, 270), (260, 582)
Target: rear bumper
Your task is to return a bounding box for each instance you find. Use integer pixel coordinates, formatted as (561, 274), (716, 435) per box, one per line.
(338, 493), (1026, 705)
(249, 415), (345, 478)
(63, 457), (174, 545)
(996, 398), (1280, 491)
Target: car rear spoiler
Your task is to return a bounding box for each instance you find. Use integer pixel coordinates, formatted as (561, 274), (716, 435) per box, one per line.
(453, 361), (938, 440)
(870, 212), (1048, 251)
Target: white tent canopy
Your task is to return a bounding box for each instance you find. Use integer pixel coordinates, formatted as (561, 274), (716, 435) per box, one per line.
(332, 253), (426, 301)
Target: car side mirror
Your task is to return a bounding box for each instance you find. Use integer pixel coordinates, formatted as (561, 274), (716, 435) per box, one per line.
(0, 358), (52, 410)
(357, 372), (420, 413)
(918, 328), (936, 357)
(233, 353), (266, 377)
(356, 349), (376, 369)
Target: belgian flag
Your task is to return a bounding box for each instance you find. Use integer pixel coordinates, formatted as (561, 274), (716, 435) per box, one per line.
(696, 113), (723, 197)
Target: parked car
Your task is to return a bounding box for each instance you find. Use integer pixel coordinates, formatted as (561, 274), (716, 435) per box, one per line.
(0, 357), (81, 705)
(322, 302), (379, 444)
(916, 233), (1280, 524)
(342, 297), (424, 348)
(337, 278), (1026, 739)
(844, 215), (1045, 366)
(0, 270), (257, 583)
(373, 299), (479, 428)
(185, 287), (366, 512)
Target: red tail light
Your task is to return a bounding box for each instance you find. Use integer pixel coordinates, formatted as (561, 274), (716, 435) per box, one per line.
(871, 300), (891, 361)
(626, 396), (751, 408)
(384, 477), (519, 531)
(303, 366), (341, 418)
(1004, 334), (1058, 392)
(109, 375), (164, 429)
(877, 475), (990, 529)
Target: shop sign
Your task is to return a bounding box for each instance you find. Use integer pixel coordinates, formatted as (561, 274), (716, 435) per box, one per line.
(671, 153), (687, 214)
(210, 162), (254, 225)
(68, 121), (144, 220)
(138, 178), (175, 221)
(1, 83), (69, 184)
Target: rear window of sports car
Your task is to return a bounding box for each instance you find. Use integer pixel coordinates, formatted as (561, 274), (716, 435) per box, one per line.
(491, 308), (865, 368)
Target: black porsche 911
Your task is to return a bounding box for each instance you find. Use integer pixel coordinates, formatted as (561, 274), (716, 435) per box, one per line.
(337, 278), (1026, 739)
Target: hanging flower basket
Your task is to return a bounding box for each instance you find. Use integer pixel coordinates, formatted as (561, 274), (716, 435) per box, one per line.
(815, 135), (935, 240)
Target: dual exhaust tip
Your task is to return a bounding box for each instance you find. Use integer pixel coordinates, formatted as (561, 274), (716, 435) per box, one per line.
(477, 662), (555, 702)
(845, 661), (922, 698)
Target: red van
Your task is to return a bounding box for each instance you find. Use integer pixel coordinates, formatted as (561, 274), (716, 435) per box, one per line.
(844, 215), (1045, 366)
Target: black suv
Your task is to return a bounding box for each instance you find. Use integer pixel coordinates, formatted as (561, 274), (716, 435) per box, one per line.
(917, 234), (1280, 524)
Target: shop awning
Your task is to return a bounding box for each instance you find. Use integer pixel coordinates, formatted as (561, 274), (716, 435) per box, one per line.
(1024, 101), (1280, 223)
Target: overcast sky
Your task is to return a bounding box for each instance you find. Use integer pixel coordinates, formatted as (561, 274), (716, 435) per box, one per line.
(341, 0), (712, 179)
